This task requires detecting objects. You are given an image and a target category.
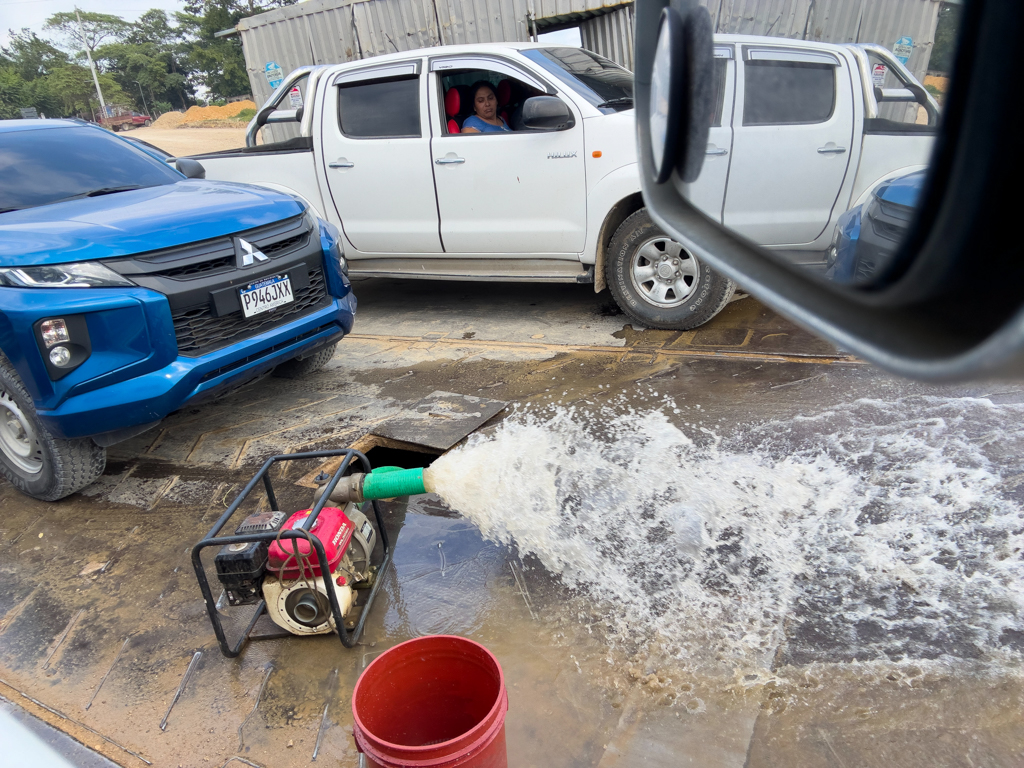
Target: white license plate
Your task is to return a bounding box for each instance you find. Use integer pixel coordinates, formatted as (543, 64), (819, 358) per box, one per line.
(240, 274), (294, 318)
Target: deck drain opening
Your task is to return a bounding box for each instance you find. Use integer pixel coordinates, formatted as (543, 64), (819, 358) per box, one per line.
(363, 444), (441, 470)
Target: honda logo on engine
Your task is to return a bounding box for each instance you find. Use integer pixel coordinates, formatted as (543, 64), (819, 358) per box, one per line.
(235, 238), (269, 268)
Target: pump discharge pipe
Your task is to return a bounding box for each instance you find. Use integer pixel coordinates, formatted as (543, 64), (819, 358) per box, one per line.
(317, 466), (434, 504)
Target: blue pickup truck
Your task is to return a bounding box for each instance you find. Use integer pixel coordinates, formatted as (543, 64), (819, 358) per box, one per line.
(0, 120), (355, 500)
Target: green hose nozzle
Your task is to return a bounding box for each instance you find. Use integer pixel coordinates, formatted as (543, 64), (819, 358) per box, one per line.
(362, 466), (428, 500)
(316, 466), (432, 504)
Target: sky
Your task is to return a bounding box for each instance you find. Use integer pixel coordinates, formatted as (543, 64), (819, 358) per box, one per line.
(0, 0), (186, 46)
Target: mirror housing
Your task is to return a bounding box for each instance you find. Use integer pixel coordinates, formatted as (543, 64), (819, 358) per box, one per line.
(520, 96), (575, 131)
(175, 158), (206, 179)
(634, 0), (1024, 381)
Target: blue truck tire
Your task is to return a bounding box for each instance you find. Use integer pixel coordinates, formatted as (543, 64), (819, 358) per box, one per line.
(0, 356), (106, 501)
(272, 342), (338, 379)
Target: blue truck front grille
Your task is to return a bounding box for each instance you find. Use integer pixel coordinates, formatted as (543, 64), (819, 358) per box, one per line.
(172, 266), (330, 356)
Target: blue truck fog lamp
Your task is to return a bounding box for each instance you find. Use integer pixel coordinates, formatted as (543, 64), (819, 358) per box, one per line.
(0, 262), (134, 288)
(49, 346), (72, 366)
(40, 318), (70, 348)
(33, 315), (91, 381)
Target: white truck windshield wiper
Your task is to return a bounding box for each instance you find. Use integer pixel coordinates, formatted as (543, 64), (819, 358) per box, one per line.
(597, 97), (634, 109)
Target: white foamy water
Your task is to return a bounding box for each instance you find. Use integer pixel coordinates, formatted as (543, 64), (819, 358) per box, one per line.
(428, 396), (1024, 668)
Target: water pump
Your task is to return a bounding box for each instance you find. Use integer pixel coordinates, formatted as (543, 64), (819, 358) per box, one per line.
(194, 450), (433, 656)
(213, 503), (376, 636)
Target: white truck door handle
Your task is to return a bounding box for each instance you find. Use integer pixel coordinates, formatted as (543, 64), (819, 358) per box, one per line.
(435, 156), (466, 165)
(705, 147), (728, 156)
(817, 146), (847, 155)
(329, 159), (355, 168)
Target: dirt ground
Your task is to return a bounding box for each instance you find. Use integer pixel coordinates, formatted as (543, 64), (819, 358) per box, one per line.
(129, 126), (248, 156)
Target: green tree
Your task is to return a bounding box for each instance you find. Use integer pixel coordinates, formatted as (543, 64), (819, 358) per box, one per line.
(44, 10), (131, 59)
(2, 29), (70, 80)
(929, 2), (963, 73)
(0, 30), (72, 117)
(0, 68), (30, 119)
(42, 64), (129, 117)
(176, 0), (296, 99)
(97, 10), (195, 112)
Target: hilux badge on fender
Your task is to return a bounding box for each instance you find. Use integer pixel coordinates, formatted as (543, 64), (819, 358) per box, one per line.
(547, 151), (578, 159)
(236, 238), (269, 268)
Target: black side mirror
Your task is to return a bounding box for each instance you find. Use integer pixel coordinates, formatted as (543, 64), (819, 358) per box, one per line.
(520, 96), (575, 131)
(635, 0), (1024, 381)
(175, 158), (206, 179)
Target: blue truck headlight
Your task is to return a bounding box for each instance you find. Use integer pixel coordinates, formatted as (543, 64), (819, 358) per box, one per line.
(0, 262), (134, 288)
(308, 209), (347, 276)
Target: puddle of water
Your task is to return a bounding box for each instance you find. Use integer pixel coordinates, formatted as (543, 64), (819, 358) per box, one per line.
(427, 396), (1024, 677)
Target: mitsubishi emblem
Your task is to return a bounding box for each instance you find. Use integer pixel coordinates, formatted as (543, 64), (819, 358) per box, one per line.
(236, 238), (269, 268)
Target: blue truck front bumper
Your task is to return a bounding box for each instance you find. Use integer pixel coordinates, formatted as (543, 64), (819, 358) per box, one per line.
(0, 279), (354, 442)
(34, 296), (354, 441)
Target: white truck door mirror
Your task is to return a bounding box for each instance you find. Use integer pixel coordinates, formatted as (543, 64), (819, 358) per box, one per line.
(519, 97), (575, 132)
(174, 158), (206, 179)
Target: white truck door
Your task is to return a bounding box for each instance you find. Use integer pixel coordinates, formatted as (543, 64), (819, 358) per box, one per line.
(685, 46), (736, 222)
(723, 47), (855, 245)
(319, 61), (442, 254)
(428, 59), (587, 255)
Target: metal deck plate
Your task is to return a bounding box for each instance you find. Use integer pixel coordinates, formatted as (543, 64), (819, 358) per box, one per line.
(370, 390), (507, 451)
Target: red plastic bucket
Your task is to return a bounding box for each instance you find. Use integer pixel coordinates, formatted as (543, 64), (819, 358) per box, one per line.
(352, 635), (509, 768)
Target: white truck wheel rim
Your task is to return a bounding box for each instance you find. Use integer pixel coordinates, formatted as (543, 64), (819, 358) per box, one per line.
(0, 391), (43, 475)
(630, 236), (699, 309)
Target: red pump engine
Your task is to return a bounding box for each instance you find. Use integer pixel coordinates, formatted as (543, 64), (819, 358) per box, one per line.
(215, 504), (376, 636)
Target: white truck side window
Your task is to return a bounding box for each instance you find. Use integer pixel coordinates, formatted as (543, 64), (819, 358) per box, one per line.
(436, 69), (543, 134)
(743, 60), (836, 126)
(338, 77), (421, 139)
(709, 58), (729, 127)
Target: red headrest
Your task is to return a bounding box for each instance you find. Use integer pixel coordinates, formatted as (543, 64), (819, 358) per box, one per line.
(447, 118), (460, 134)
(496, 79), (512, 107)
(444, 88), (460, 117)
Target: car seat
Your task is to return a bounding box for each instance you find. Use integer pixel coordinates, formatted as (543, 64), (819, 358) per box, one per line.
(444, 86), (462, 133)
(497, 79), (512, 124)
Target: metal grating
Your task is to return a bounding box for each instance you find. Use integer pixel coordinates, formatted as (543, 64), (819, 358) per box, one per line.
(173, 266), (330, 356)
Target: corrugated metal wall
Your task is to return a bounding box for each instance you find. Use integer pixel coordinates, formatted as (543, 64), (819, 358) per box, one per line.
(238, 0), (941, 109)
(703, 0), (942, 82)
(579, 5), (635, 69)
(238, 0), (641, 107)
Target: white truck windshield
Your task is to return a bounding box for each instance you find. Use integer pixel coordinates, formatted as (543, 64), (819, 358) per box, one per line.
(521, 48), (634, 113)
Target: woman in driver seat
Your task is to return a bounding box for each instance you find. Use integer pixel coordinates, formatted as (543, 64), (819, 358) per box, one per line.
(461, 81), (511, 133)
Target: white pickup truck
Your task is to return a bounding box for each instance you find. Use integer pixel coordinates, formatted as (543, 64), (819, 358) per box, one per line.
(190, 37), (938, 330)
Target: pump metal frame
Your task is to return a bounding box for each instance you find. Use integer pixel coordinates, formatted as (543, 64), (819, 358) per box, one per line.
(192, 449), (391, 658)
